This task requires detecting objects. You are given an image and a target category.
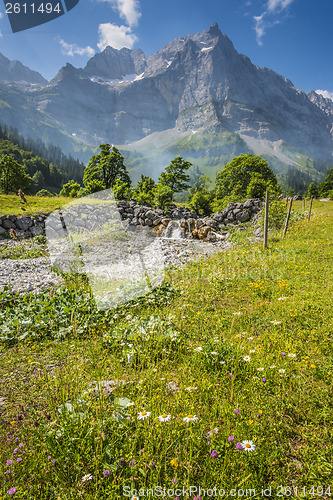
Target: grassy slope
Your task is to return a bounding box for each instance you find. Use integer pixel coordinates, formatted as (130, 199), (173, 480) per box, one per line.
(0, 201), (332, 498)
(0, 195), (71, 217)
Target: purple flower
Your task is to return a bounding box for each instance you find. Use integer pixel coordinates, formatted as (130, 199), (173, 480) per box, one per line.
(119, 458), (125, 467)
(172, 478), (178, 485)
(139, 449), (144, 455)
(211, 450), (218, 458)
(129, 459), (135, 467)
(103, 469), (111, 477)
(257, 413), (261, 418)
(18, 443), (23, 448)
(262, 377), (267, 383)
(13, 448), (18, 455)
(48, 456), (51, 460)
(6, 469), (11, 474)
(193, 496), (203, 500)
(236, 442), (244, 450)
(281, 352), (286, 356)
(14, 438), (19, 443)
(52, 460), (57, 466)
(16, 458), (22, 463)
(228, 436), (234, 442)
(7, 487), (17, 495)
(234, 408), (240, 415)
(6, 460), (13, 466)
(151, 461), (156, 468)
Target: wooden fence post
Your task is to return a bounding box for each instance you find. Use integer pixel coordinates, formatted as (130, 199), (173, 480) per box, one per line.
(308, 196), (313, 221)
(283, 197), (293, 237)
(263, 191), (269, 250)
(303, 198), (305, 211)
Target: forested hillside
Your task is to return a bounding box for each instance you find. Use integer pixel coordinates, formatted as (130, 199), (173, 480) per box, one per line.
(0, 124), (85, 194)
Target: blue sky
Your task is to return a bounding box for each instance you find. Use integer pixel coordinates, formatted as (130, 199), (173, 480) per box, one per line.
(0, 0), (332, 98)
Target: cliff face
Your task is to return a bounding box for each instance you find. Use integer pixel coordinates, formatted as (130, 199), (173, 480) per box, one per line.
(0, 52), (48, 85)
(0, 24), (332, 166)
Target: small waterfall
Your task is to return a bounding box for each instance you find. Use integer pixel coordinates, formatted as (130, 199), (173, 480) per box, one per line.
(162, 220), (186, 239)
(187, 220), (193, 239)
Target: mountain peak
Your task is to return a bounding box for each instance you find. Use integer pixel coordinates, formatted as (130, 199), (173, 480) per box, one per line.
(0, 51), (47, 85)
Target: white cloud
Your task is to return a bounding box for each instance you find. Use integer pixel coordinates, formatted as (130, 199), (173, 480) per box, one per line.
(59, 39), (95, 57)
(253, 0), (295, 45)
(315, 89), (333, 101)
(97, 0), (141, 27)
(97, 23), (137, 50)
(267, 0), (294, 12)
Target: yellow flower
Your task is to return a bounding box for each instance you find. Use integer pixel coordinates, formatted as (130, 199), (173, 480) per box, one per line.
(10, 421), (16, 425)
(170, 459), (178, 468)
(258, 410), (263, 415)
(248, 419), (254, 424)
(310, 364), (316, 368)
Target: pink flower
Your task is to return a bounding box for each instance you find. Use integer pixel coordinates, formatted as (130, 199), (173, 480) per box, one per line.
(234, 408), (240, 415)
(228, 436), (234, 442)
(7, 487), (17, 495)
(211, 450), (218, 458)
(236, 442), (244, 450)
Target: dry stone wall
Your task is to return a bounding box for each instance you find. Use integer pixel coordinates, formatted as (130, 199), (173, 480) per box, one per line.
(0, 198), (262, 241)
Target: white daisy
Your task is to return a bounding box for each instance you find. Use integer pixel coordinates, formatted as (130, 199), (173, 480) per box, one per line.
(270, 320), (281, 325)
(158, 413), (171, 422)
(277, 297), (286, 301)
(249, 349), (256, 354)
(257, 367), (264, 372)
(194, 347), (202, 352)
(253, 376), (260, 380)
(241, 440), (256, 452)
(233, 312), (242, 316)
(126, 315), (132, 320)
(183, 414), (199, 422)
(210, 351), (219, 355)
(127, 402), (135, 407)
(278, 368), (286, 374)
(185, 386), (198, 391)
(247, 337), (254, 340)
(81, 474), (93, 482)
(288, 353), (296, 358)
(270, 365), (276, 369)
(138, 411), (151, 420)
(219, 361), (226, 365)
(243, 356), (251, 362)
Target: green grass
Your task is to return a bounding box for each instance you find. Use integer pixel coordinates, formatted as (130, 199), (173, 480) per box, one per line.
(0, 195), (71, 216)
(0, 201), (332, 498)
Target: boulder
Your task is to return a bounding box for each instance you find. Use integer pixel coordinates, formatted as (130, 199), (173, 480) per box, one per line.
(236, 209), (251, 223)
(2, 219), (16, 230)
(197, 226), (210, 240)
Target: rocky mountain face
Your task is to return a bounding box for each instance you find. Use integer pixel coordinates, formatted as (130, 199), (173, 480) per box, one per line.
(0, 24), (332, 171)
(0, 52), (48, 85)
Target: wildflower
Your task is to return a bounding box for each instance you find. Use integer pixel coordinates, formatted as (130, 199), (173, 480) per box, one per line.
(126, 315), (132, 320)
(281, 352), (286, 356)
(270, 320), (281, 325)
(310, 364), (316, 368)
(236, 442), (243, 450)
(288, 353), (296, 358)
(16, 458), (22, 463)
(170, 459), (178, 467)
(257, 367), (264, 372)
(247, 337), (254, 340)
(7, 487), (16, 495)
(172, 477), (178, 485)
(127, 402), (135, 407)
(233, 312), (242, 316)
(211, 450), (218, 458)
(270, 365), (276, 369)
(279, 368), (286, 374)
(241, 440), (256, 452)
(138, 411), (151, 420)
(6, 470), (11, 474)
(210, 351), (218, 355)
(228, 436), (234, 442)
(262, 377), (267, 383)
(277, 297), (286, 301)
(6, 460), (13, 466)
(81, 474), (93, 482)
(151, 461), (156, 468)
(243, 356), (251, 362)
(129, 459), (135, 467)
(194, 347), (202, 352)
(139, 449), (144, 455)
(119, 458), (125, 467)
(219, 361), (226, 364)
(158, 414), (171, 422)
(185, 386), (197, 391)
(183, 414), (198, 422)
(14, 438), (19, 443)
(234, 408), (240, 415)
(249, 349), (256, 353)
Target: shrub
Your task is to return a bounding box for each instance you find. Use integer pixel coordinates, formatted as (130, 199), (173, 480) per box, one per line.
(36, 189), (53, 197)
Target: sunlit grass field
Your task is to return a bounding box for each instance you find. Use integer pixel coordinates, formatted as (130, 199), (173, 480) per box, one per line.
(0, 201), (332, 499)
(0, 195), (71, 216)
